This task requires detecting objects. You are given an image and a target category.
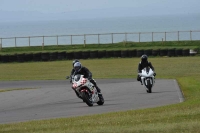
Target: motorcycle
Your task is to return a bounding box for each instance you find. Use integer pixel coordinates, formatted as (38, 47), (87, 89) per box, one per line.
(138, 67), (155, 93)
(67, 74), (104, 106)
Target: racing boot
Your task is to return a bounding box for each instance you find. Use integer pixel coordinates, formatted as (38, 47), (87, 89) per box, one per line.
(137, 75), (143, 85)
(96, 86), (103, 100)
(140, 80), (143, 85)
(91, 79), (102, 96)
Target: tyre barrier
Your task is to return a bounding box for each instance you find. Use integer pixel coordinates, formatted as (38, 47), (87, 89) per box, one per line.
(25, 53), (33, 62)
(98, 50), (106, 58)
(144, 49), (152, 56)
(73, 51), (81, 60)
(41, 52), (50, 61)
(90, 50), (98, 58)
(152, 49), (160, 56)
(49, 52), (58, 61)
(168, 49), (175, 57)
(9, 54), (17, 62)
(182, 49), (189, 56)
(175, 49), (182, 56)
(33, 53), (41, 61)
(136, 49), (144, 57)
(113, 50), (121, 57)
(17, 53), (25, 62)
(106, 50), (114, 58)
(128, 49), (137, 57)
(66, 52), (73, 60)
(82, 51), (90, 59)
(57, 51), (66, 60)
(160, 49), (168, 56)
(121, 50), (128, 58)
(1, 55), (9, 63)
(0, 48), (197, 63)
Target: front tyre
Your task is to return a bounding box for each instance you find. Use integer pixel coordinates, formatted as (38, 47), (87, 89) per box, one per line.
(74, 90), (82, 99)
(82, 92), (93, 106)
(147, 80), (152, 93)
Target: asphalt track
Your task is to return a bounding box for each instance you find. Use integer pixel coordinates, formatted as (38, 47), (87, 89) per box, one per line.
(0, 79), (184, 124)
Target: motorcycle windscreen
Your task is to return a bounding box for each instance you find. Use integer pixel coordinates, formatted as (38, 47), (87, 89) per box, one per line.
(141, 67), (153, 77)
(74, 74), (81, 82)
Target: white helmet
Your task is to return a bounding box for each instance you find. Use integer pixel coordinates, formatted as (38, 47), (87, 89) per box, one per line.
(74, 62), (82, 72)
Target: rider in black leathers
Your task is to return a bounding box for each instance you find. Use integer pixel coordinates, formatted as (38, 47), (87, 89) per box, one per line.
(70, 60), (102, 97)
(137, 55), (156, 84)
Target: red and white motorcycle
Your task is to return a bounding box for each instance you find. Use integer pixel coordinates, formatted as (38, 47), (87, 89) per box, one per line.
(139, 67), (155, 93)
(70, 74), (104, 107)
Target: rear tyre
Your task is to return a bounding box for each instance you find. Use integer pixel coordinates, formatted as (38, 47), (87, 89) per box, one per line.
(82, 92), (93, 106)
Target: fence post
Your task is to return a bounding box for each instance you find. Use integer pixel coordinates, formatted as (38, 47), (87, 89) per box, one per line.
(42, 36), (44, 50)
(29, 37), (30, 47)
(139, 32), (141, 43)
(84, 34), (86, 47)
(190, 30), (192, 41)
(111, 33), (113, 44)
(178, 31), (179, 42)
(165, 32), (166, 41)
(15, 37), (17, 47)
(57, 35), (58, 46)
(70, 35), (72, 45)
(0, 38), (2, 51)
(98, 34), (100, 44)
(125, 33), (127, 43)
(152, 32), (154, 42)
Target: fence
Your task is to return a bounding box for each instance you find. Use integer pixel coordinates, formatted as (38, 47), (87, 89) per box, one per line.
(0, 30), (200, 49)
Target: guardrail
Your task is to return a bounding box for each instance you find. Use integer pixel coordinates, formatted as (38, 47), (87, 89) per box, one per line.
(0, 30), (200, 49)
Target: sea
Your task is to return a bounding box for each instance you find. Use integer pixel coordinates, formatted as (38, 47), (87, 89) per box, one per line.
(0, 13), (200, 47)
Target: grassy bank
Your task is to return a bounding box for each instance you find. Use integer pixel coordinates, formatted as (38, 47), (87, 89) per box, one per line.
(0, 41), (200, 55)
(0, 57), (200, 132)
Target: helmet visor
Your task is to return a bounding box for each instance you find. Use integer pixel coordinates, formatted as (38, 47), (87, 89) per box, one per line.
(74, 62), (81, 72)
(74, 66), (80, 71)
(142, 58), (147, 62)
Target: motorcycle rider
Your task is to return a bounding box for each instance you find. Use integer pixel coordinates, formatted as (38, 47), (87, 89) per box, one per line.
(70, 60), (103, 98)
(137, 54), (156, 85)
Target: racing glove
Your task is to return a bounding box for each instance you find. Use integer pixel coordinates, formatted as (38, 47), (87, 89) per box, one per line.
(153, 72), (156, 76)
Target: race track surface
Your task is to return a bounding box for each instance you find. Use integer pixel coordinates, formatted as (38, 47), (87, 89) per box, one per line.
(0, 79), (184, 124)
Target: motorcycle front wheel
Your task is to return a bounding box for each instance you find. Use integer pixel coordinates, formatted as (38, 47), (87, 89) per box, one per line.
(82, 92), (93, 106)
(147, 80), (152, 93)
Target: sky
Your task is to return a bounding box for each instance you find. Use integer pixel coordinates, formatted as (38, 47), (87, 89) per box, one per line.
(0, 0), (200, 22)
(1, 0), (200, 13)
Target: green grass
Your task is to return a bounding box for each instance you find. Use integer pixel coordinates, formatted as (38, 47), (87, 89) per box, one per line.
(0, 57), (200, 133)
(0, 40), (200, 55)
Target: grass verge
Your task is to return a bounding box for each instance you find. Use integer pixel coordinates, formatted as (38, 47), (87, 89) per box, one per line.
(0, 57), (200, 133)
(0, 41), (200, 54)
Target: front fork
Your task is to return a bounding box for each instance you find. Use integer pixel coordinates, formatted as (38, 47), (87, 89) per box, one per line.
(141, 77), (154, 87)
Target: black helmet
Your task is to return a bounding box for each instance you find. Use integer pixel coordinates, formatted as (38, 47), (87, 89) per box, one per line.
(141, 54), (148, 62)
(72, 59), (79, 67)
(74, 62), (82, 72)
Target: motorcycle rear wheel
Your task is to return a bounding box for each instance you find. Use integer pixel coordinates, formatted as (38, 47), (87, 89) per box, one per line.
(82, 92), (93, 106)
